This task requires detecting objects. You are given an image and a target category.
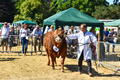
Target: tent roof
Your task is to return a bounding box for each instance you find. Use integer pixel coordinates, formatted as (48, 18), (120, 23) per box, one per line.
(13, 20), (24, 24)
(13, 20), (36, 25)
(104, 19), (120, 27)
(22, 20), (36, 25)
(43, 7), (103, 27)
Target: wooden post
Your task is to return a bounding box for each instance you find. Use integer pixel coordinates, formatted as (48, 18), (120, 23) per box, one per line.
(98, 32), (100, 60)
(117, 26), (119, 37)
(117, 26), (120, 42)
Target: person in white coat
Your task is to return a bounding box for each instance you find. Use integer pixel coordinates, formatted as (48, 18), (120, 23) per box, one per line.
(66, 24), (97, 77)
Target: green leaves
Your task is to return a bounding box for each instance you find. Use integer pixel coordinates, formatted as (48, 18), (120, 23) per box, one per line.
(14, 0), (48, 25)
(50, 0), (108, 16)
(92, 5), (120, 19)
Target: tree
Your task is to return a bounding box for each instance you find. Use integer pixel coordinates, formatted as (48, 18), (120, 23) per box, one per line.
(0, 0), (16, 22)
(14, 0), (25, 14)
(92, 5), (120, 19)
(50, 0), (109, 16)
(14, 0), (48, 26)
(113, 0), (119, 5)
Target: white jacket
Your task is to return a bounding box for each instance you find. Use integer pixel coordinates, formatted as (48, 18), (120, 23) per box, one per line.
(67, 30), (97, 61)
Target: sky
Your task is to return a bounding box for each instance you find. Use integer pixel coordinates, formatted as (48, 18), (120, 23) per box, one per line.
(106, 0), (113, 5)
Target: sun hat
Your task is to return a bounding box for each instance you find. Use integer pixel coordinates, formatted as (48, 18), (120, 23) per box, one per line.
(9, 25), (13, 28)
(36, 25), (40, 27)
(50, 25), (54, 28)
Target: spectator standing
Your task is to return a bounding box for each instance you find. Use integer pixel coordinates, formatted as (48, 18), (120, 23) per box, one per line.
(8, 26), (15, 53)
(0, 22), (10, 53)
(67, 26), (74, 35)
(90, 27), (96, 36)
(107, 29), (117, 52)
(48, 25), (54, 32)
(32, 25), (42, 55)
(104, 27), (109, 41)
(19, 23), (30, 56)
(66, 26), (75, 45)
(103, 27), (110, 54)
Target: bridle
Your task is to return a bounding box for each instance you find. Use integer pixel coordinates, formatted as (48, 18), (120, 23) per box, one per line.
(54, 34), (64, 42)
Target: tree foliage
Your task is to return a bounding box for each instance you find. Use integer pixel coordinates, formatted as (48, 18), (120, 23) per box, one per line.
(92, 5), (120, 19)
(50, 0), (109, 16)
(0, 0), (16, 22)
(113, 0), (119, 5)
(14, 0), (48, 26)
(15, 0), (25, 14)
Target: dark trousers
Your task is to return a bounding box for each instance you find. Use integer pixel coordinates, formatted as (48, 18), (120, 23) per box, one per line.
(78, 51), (92, 73)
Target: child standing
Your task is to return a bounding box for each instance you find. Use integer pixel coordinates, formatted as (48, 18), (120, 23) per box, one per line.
(8, 26), (15, 53)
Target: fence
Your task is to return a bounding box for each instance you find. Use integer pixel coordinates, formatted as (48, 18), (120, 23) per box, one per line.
(0, 34), (120, 75)
(96, 41), (120, 75)
(66, 37), (120, 75)
(67, 38), (78, 59)
(0, 35), (42, 56)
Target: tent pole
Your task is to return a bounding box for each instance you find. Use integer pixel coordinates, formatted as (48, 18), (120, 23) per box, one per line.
(100, 26), (103, 41)
(117, 26), (119, 37)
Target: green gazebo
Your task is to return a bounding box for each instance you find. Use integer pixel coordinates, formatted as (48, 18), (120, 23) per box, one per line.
(43, 7), (104, 41)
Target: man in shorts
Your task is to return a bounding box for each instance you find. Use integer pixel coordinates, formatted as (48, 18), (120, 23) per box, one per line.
(0, 22), (10, 53)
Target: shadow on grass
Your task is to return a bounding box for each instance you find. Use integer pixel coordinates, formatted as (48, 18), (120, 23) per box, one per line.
(0, 58), (20, 61)
(37, 53), (46, 56)
(64, 64), (120, 77)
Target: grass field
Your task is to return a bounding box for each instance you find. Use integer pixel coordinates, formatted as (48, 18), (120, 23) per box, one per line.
(0, 46), (120, 80)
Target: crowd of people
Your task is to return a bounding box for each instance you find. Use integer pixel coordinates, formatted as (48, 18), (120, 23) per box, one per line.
(0, 22), (118, 76)
(103, 27), (117, 54)
(0, 22), (58, 56)
(0, 22), (117, 56)
(0, 22), (43, 56)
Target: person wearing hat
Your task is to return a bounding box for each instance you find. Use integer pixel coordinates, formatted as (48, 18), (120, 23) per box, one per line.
(32, 25), (42, 55)
(0, 22), (10, 53)
(8, 25), (15, 53)
(48, 25), (54, 32)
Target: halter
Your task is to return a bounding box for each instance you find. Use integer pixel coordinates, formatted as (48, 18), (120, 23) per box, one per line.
(54, 35), (64, 42)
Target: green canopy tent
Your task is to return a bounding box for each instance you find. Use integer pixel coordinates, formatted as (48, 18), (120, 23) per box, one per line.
(22, 20), (36, 25)
(0, 24), (3, 28)
(13, 20), (24, 24)
(104, 19), (120, 27)
(13, 20), (37, 26)
(43, 7), (104, 41)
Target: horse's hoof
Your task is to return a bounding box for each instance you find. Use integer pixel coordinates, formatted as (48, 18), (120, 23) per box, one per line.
(47, 64), (50, 66)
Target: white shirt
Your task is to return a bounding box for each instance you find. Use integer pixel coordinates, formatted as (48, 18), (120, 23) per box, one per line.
(20, 28), (29, 37)
(44, 26), (49, 34)
(67, 29), (74, 35)
(1, 26), (10, 39)
(32, 28), (42, 38)
(48, 29), (52, 32)
(67, 30), (97, 60)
